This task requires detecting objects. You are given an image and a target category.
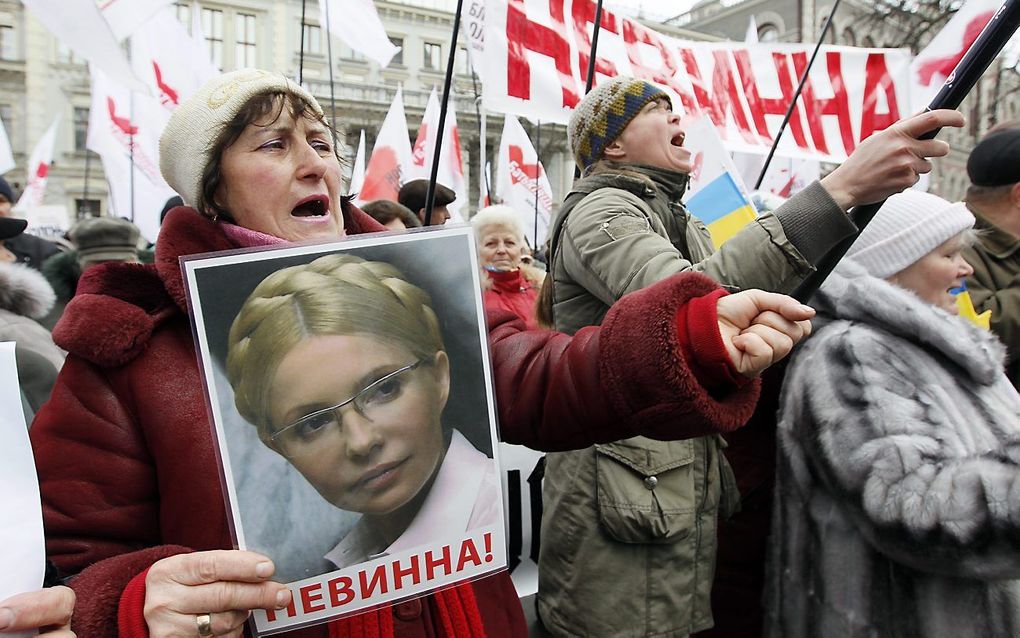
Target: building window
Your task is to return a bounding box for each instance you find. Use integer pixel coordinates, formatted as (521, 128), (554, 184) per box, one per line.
(202, 8), (224, 68)
(175, 3), (192, 35)
(73, 107), (89, 152)
(75, 198), (100, 217)
(457, 46), (471, 75)
(842, 28), (856, 46)
(235, 13), (256, 68)
(423, 42), (442, 70)
(758, 24), (780, 43)
(57, 41), (80, 64)
(0, 25), (15, 61)
(861, 35), (876, 48)
(301, 23), (322, 55)
(339, 42), (365, 61)
(389, 36), (403, 65)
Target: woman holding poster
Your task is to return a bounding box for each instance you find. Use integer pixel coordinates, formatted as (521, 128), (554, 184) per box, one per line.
(225, 254), (499, 570)
(30, 67), (814, 638)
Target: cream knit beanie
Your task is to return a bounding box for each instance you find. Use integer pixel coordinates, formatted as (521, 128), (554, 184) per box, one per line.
(159, 68), (324, 209)
(845, 190), (975, 278)
(568, 76), (670, 171)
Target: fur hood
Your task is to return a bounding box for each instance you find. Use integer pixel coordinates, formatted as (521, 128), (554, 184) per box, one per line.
(53, 204), (386, 368)
(811, 260), (1007, 386)
(0, 261), (56, 319)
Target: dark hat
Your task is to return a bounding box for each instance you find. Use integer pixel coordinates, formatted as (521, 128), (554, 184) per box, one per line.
(159, 195), (184, 226)
(0, 216), (26, 240)
(0, 176), (15, 204)
(69, 216), (141, 264)
(967, 128), (1020, 187)
(397, 179), (456, 213)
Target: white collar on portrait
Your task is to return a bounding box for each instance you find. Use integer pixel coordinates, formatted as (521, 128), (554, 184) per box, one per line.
(324, 428), (499, 570)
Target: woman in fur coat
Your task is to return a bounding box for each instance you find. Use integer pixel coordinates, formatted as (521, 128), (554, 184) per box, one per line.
(767, 189), (1020, 638)
(0, 219), (64, 417)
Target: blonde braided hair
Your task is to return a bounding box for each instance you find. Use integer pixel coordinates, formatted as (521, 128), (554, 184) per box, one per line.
(226, 253), (444, 435)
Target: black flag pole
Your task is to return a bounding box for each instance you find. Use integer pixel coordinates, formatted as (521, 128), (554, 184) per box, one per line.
(423, 0), (465, 226)
(754, 0), (842, 190)
(467, 56), (491, 204)
(792, 0), (1020, 302)
(533, 119), (541, 248)
(574, 0), (604, 180)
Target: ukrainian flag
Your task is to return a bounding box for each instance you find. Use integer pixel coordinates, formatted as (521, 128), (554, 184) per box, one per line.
(685, 172), (758, 247)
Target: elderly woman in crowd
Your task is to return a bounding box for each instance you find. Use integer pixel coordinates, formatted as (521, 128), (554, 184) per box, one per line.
(472, 205), (544, 330)
(767, 189), (1020, 638)
(29, 69), (814, 638)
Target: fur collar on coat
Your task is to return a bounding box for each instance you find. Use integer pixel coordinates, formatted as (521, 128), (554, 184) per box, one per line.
(52, 204), (385, 368)
(811, 260), (1007, 386)
(0, 260), (56, 319)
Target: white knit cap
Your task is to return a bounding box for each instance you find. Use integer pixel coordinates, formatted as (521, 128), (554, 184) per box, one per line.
(159, 68), (324, 209)
(845, 190), (975, 278)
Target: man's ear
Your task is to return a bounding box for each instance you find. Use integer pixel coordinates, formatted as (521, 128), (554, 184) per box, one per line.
(1009, 182), (1020, 208)
(418, 207), (427, 222)
(603, 139), (626, 161)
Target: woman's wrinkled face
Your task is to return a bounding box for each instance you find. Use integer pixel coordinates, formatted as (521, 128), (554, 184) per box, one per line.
(479, 225), (523, 271)
(267, 335), (449, 515)
(889, 234), (975, 314)
(216, 105), (345, 242)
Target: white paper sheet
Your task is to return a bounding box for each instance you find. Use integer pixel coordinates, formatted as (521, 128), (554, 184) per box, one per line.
(0, 342), (45, 638)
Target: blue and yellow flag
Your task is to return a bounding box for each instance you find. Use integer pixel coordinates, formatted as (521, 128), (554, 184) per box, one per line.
(685, 172), (758, 247)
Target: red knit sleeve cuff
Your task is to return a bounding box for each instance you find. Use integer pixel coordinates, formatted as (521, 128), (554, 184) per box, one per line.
(677, 289), (751, 390)
(118, 568), (151, 638)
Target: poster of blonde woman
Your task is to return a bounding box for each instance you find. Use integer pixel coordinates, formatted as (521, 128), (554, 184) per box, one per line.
(182, 226), (506, 635)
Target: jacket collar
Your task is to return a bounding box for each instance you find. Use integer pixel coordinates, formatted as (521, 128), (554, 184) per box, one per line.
(972, 212), (1020, 259)
(579, 162), (690, 202)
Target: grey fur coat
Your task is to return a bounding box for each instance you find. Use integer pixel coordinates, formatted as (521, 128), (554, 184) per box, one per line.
(766, 261), (1020, 638)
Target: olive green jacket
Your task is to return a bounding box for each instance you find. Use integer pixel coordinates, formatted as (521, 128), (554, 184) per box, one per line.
(963, 211), (1020, 388)
(538, 163), (855, 637)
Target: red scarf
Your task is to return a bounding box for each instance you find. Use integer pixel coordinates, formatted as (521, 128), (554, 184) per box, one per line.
(328, 582), (486, 638)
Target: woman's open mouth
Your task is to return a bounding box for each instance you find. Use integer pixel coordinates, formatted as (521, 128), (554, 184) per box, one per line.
(291, 195), (330, 219)
(671, 132), (686, 147)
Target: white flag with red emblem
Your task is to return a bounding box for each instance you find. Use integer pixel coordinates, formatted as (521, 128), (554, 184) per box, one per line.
(99, 0), (175, 41)
(0, 115), (15, 176)
(357, 87), (413, 205)
(496, 115), (553, 247)
(130, 7), (220, 112)
(319, 0), (400, 68)
(22, 0), (147, 93)
(13, 117), (59, 216)
(349, 129), (366, 196)
(411, 88), (467, 222)
(910, 0), (1002, 108)
(86, 66), (176, 242)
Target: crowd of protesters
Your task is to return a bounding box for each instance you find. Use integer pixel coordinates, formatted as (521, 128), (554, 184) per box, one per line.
(2, 67), (1018, 638)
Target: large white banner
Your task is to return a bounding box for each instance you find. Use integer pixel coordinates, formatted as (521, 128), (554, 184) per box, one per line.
(482, 0), (913, 163)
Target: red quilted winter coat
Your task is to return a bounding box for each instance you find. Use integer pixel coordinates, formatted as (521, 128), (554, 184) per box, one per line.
(31, 205), (759, 637)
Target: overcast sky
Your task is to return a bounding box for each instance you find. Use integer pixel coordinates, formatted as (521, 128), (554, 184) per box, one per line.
(407, 0), (697, 22)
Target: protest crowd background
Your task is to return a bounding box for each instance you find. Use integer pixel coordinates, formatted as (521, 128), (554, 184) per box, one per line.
(1, 0), (1019, 636)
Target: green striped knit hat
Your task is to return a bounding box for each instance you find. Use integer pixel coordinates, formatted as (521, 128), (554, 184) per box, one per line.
(568, 77), (671, 170)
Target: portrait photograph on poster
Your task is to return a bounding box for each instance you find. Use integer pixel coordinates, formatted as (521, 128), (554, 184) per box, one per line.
(182, 226), (507, 635)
